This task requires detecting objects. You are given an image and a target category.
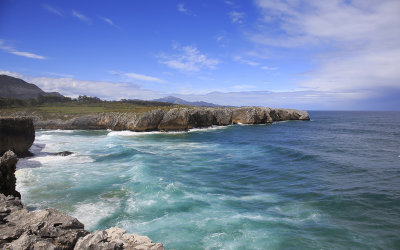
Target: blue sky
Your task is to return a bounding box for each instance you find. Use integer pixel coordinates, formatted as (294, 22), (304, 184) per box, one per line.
(1, 0), (399, 110)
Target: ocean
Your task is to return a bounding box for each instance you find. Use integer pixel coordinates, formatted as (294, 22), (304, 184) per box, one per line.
(16, 111), (400, 249)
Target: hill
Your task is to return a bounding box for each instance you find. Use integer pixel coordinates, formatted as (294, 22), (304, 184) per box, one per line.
(0, 75), (63, 99)
(152, 96), (219, 107)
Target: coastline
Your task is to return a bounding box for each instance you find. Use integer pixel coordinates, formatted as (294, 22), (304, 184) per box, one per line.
(3, 106), (310, 132)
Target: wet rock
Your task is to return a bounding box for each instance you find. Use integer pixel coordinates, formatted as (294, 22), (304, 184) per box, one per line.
(52, 151), (74, 156)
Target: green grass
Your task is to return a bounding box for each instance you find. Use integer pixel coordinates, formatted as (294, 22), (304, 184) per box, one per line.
(0, 102), (180, 120)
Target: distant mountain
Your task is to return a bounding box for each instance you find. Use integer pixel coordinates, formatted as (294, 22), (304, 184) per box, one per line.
(0, 75), (64, 99)
(152, 96), (220, 107)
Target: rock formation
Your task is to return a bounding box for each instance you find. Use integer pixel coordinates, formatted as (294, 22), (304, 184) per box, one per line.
(0, 151), (20, 198)
(0, 151), (165, 249)
(32, 107), (310, 131)
(0, 194), (164, 249)
(0, 117), (35, 156)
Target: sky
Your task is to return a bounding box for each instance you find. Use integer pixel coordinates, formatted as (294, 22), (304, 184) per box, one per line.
(0, 0), (399, 110)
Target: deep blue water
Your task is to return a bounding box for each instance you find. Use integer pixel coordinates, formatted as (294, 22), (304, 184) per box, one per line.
(17, 111), (400, 249)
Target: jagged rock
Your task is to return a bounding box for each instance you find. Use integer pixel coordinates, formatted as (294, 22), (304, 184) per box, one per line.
(134, 109), (165, 132)
(51, 151), (74, 156)
(105, 227), (164, 250)
(158, 108), (191, 131)
(0, 194), (88, 249)
(0, 194), (165, 250)
(0, 151), (20, 198)
(0, 117), (35, 156)
(74, 230), (122, 250)
(74, 227), (164, 250)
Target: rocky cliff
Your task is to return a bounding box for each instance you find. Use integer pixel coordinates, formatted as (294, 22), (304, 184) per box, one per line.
(0, 151), (164, 250)
(0, 117), (35, 157)
(0, 151), (20, 198)
(33, 107), (310, 131)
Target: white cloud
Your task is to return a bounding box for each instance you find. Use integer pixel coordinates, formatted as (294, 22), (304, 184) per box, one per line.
(0, 40), (46, 59)
(99, 16), (120, 29)
(44, 72), (74, 78)
(177, 3), (188, 14)
(160, 45), (220, 72)
(123, 72), (165, 83)
(0, 70), (163, 100)
(233, 55), (259, 66)
(252, 0), (400, 93)
(72, 10), (91, 23)
(42, 4), (62, 16)
(229, 11), (245, 24)
(1, 69), (397, 110)
(261, 66), (277, 71)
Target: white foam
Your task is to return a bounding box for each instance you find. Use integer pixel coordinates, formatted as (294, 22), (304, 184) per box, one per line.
(107, 125), (231, 137)
(220, 193), (278, 202)
(71, 201), (118, 229)
(17, 153), (93, 168)
(188, 125), (231, 132)
(107, 130), (162, 137)
(36, 134), (53, 140)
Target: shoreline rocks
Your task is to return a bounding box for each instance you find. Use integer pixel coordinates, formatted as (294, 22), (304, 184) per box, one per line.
(0, 117), (35, 157)
(32, 107), (310, 131)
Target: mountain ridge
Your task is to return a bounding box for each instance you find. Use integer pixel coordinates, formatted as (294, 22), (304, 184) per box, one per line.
(152, 96), (220, 107)
(0, 75), (64, 99)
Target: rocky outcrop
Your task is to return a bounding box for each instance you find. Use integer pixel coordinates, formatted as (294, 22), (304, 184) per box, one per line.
(0, 151), (20, 198)
(33, 107), (310, 131)
(0, 117), (35, 156)
(0, 194), (164, 249)
(0, 150), (165, 249)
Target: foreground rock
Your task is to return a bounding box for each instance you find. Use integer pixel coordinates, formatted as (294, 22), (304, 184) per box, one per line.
(0, 151), (20, 198)
(0, 151), (164, 249)
(0, 194), (164, 249)
(32, 107), (310, 131)
(0, 117), (35, 156)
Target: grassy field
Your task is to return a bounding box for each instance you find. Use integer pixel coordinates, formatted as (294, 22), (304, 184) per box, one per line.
(0, 102), (180, 120)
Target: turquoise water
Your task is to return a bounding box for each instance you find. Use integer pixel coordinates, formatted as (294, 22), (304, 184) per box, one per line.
(16, 111), (400, 249)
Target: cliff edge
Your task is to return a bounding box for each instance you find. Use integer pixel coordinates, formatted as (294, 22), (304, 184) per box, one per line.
(33, 107), (310, 131)
(0, 117), (35, 157)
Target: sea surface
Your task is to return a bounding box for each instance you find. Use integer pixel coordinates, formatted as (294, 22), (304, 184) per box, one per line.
(16, 111), (400, 249)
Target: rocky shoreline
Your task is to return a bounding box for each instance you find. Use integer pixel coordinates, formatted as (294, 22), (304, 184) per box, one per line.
(28, 106), (309, 131)
(0, 151), (164, 250)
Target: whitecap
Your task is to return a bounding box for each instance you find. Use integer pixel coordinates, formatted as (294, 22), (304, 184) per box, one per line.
(71, 201), (118, 229)
(107, 130), (162, 137)
(17, 153), (93, 169)
(36, 134), (53, 140)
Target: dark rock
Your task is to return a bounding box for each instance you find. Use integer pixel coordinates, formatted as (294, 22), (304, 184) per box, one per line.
(0, 117), (35, 157)
(0, 151), (20, 198)
(52, 151), (73, 156)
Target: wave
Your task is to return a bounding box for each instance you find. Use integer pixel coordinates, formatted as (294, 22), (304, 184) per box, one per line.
(17, 153), (94, 169)
(107, 125), (231, 137)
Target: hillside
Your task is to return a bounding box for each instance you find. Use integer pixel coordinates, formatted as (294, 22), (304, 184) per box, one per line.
(0, 75), (63, 99)
(152, 96), (220, 107)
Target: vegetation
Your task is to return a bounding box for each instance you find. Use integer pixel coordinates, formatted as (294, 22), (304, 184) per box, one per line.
(0, 95), (178, 119)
